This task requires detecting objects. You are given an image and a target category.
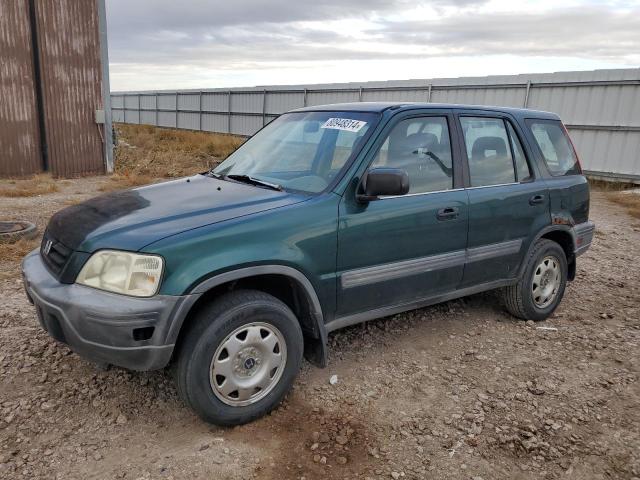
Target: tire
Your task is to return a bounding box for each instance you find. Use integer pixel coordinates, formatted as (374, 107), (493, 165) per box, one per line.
(173, 289), (303, 426)
(503, 239), (568, 321)
(0, 221), (37, 244)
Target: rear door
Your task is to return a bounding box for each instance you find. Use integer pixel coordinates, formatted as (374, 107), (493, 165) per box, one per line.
(525, 119), (590, 225)
(457, 112), (550, 287)
(336, 110), (469, 317)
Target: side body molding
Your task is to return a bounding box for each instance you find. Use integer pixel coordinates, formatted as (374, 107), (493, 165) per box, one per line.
(340, 238), (523, 290)
(166, 265), (328, 367)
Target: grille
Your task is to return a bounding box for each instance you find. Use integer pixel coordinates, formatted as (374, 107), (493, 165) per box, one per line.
(40, 232), (72, 277)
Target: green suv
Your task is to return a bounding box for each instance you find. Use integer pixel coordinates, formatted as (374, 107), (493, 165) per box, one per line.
(22, 102), (594, 425)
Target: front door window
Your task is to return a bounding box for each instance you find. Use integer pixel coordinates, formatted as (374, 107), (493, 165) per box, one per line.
(371, 117), (454, 194)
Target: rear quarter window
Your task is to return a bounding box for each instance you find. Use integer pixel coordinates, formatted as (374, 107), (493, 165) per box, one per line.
(526, 119), (581, 176)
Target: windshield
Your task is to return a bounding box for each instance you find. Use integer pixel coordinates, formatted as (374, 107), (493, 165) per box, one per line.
(213, 111), (379, 193)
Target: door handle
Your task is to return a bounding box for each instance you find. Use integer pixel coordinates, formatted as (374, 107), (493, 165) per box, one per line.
(436, 207), (459, 220)
(529, 194), (545, 206)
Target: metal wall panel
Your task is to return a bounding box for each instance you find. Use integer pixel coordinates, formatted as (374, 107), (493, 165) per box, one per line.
(139, 110), (156, 125)
(0, 0), (42, 176)
(124, 110), (139, 124)
(202, 93), (229, 112)
(157, 94), (176, 110)
(34, 0), (105, 177)
(306, 91), (358, 106)
(231, 92), (262, 114)
(178, 112), (200, 130)
(202, 113), (228, 132)
(527, 84), (640, 126)
(112, 109), (125, 122)
(230, 114), (262, 137)
(111, 95), (124, 109)
(265, 92), (305, 115)
(362, 89), (430, 102)
(432, 86), (525, 107)
(568, 128), (640, 177)
(177, 93), (200, 111)
(111, 68), (640, 180)
(124, 95), (139, 109)
(158, 111), (177, 128)
(140, 95), (156, 110)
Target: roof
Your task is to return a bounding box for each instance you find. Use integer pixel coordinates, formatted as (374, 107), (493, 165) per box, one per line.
(291, 102), (559, 119)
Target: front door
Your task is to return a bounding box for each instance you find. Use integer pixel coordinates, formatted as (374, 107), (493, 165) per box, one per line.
(457, 114), (550, 287)
(336, 112), (469, 318)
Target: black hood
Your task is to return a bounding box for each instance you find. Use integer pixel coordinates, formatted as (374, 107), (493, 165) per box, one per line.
(46, 174), (307, 252)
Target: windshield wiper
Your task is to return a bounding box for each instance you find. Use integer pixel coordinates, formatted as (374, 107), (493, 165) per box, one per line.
(226, 174), (283, 191)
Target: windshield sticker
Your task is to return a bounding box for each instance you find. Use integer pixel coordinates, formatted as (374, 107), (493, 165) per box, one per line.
(321, 118), (367, 132)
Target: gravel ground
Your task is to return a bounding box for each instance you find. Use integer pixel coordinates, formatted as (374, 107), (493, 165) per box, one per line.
(0, 179), (639, 480)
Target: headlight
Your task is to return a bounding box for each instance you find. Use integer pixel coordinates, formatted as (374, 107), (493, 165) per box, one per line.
(76, 250), (164, 297)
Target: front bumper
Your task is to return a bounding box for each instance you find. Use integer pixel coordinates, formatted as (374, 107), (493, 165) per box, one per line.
(21, 249), (188, 371)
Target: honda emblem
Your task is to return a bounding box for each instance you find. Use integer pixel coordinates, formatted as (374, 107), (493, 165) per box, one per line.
(43, 239), (53, 255)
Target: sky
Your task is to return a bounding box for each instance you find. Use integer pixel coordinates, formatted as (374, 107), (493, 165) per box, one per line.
(106, 0), (640, 91)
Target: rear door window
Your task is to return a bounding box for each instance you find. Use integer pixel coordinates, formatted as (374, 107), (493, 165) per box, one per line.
(527, 120), (581, 176)
(460, 117), (516, 187)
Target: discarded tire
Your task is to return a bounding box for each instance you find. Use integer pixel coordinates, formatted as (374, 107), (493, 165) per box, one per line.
(0, 221), (38, 244)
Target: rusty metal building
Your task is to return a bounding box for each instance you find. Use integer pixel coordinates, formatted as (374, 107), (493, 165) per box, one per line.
(0, 0), (112, 178)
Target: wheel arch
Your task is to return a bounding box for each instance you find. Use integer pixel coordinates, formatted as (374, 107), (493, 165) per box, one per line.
(168, 266), (328, 368)
(519, 226), (576, 281)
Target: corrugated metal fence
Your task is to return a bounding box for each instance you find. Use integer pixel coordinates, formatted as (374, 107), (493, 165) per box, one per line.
(112, 69), (640, 181)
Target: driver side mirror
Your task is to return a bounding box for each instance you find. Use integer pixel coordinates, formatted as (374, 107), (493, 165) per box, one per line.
(357, 168), (410, 203)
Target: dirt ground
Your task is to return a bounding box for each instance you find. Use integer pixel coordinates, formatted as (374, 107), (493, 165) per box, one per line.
(0, 177), (639, 480)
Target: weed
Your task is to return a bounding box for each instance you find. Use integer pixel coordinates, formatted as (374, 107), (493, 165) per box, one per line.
(588, 178), (637, 191)
(113, 124), (244, 179)
(0, 238), (40, 262)
(608, 190), (640, 219)
(0, 175), (59, 197)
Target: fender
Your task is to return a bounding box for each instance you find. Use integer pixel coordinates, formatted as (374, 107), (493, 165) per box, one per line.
(166, 265), (328, 367)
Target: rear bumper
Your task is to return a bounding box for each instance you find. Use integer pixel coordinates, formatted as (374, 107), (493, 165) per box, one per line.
(572, 220), (595, 256)
(21, 249), (188, 371)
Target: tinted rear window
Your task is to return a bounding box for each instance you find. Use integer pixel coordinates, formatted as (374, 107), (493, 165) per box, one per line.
(527, 120), (581, 176)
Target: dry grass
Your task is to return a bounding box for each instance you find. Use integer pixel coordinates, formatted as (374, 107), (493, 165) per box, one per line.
(0, 175), (59, 197)
(588, 178), (640, 219)
(587, 178), (638, 191)
(103, 124), (245, 192)
(608, 191), (640, 219)
(0, 238), (40, 262)
(99, 172), (157, 192)
(63, 197), (85, 206)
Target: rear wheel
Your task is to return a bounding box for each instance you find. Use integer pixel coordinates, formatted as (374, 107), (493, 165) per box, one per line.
(174, 290), (303, 425)
(503, 239), (568, 321)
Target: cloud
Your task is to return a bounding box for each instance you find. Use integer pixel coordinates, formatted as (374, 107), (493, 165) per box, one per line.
(106, 0), (485, 31)
(108, 0), (398, 30)
(106, 0), (488, 63)
(370, 6), (640, 60)
(105, 0), (640, 90)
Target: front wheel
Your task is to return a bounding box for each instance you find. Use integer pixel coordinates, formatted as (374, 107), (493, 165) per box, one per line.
(174, 290), (303, 426)
(503, 239), (568, 321)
